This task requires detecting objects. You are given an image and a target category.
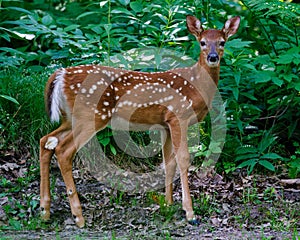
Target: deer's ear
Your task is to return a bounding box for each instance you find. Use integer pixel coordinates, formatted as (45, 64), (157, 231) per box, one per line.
(222, 16), (240, 39)
(186, 15), (204, 37)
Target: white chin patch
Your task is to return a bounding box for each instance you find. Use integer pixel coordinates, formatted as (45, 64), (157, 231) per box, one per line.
(207, 61), (219, 67)
(45, 136), (58, 150)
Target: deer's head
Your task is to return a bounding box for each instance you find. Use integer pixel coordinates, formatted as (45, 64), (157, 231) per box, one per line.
(187, 15), (240, 68)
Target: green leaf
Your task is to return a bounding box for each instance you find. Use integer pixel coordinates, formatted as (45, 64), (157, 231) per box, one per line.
(8, 218), (22, 230)
(261, 153), (282, 160)
(249, 160), (257, 174)
(42, 15), (53, 26)
(110, 144), (117, 155)
(99, 137), (110, 147)
(76, 12), (97, 20)
(282, 74), (297, 82)
(6, 6), (32, 15)
(237, 159), (257, 169)
(130, 1), (143, 13)
(293, 82), (300, 92)
(234, 72), (241, 86)
(111, 7), (133, 15)
(0, 94), (19, 105)
(27, 65), (44, 72)
(235, 153), (260, 162)
(240, 92), (257, 101)
(118, 0), (130, 6)
(258, 132), (276, 152)
(232, 87), (239, 101)
(258, 160), (275, 171)
(225, 39), (253, 49)
(254, 71), (276, 84)
(64, 25), (81, 32)
(276, 53), (294, 64)
(236, 146), (258, 155)
(271, 77), (284, 87)
(209, 141), (222, 154)
(0, 47), (25, 56)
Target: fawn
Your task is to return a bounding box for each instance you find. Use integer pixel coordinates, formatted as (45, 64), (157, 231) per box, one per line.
(40, 15), (240, 227)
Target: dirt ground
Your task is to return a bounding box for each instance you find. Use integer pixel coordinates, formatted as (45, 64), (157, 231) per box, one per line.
(0, 147), (299, 239)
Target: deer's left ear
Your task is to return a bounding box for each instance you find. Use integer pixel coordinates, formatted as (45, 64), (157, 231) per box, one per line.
(222, 16), (240, 39)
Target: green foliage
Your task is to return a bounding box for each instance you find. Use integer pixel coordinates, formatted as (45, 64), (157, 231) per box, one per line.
(235, 131), (283, 174)
(97, 128), (117, 155)
(147, 192), (180, 222)
(0, 0), (299, 176)
(194, 193), (218, 217)
(0, 70), (50, 155)
(287, 142), (300, 178)
(219, 0), (300, 175)
(0, 165), (42, 231)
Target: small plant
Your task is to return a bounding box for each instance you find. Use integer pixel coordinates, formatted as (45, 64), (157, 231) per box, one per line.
(1, 193), (41, 231)
(287, 142), (300, 178)
(235, 131), (282, 174)
(194, 193), (217, 217)
(147, 192), (179, 222)
(263, 187), (277, 202)
(242, 184), (260, 204)
(0, 177), (12, 188)
(96, 127), (117, 155)
(109, 190), (125, 205)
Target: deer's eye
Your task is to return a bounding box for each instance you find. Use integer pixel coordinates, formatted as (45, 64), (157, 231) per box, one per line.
(219, 41), (225, 47)
(200, 41), (206, 47)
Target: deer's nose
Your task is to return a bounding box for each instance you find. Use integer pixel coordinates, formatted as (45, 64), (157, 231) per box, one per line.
(207, 53), (219, 63)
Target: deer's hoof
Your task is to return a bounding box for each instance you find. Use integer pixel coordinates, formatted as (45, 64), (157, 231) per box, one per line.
(40, 207), (50, 221)
(188, 218), (200, 226)
(74, 215), (85, 228)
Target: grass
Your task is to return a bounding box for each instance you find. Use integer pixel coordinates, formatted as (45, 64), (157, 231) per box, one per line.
(194, 192), (218, 217)
(0, 69), (51, 154)
(0, 69), (53, 231)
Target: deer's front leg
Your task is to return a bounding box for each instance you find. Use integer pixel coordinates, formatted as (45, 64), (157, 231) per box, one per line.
(168, 120), (197, 223)
(162, 130), (177, 205)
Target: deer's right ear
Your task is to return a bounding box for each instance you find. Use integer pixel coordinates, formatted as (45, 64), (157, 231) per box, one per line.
(186, 16), (204, 37)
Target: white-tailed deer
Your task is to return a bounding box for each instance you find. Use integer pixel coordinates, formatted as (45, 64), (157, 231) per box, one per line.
(40, 15), (240, 227)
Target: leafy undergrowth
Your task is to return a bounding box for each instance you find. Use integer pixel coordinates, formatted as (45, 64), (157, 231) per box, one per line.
(0, 148), (299, 239)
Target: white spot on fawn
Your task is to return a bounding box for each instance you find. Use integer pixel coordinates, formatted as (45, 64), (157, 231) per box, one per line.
(168, 105), (174, 111)
(45, 137), (58, 150)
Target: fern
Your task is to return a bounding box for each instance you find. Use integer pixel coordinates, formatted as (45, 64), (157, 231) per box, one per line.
(247, 0), (300, 20)
(241, 0), (299, 55)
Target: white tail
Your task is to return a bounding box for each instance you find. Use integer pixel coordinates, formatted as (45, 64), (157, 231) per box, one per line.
(40, 15), (240, 227)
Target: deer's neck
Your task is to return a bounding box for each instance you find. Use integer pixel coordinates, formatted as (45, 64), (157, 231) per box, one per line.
(198, 56), (220, 86)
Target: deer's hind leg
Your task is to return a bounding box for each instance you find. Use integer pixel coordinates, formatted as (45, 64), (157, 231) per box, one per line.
(54, 131), (84, 227)
(54, 119), (109, 228)
(39, 120), (71, 221)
